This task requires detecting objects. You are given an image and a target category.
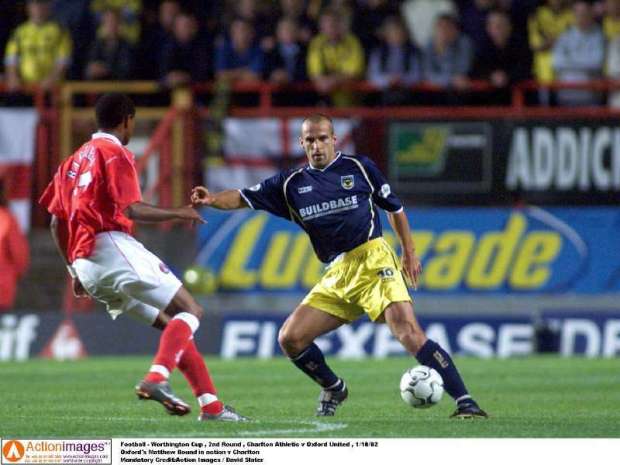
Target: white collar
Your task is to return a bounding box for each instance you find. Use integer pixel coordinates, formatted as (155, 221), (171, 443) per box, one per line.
(307, 151), (341, 172)
(91, 131), (123, 147)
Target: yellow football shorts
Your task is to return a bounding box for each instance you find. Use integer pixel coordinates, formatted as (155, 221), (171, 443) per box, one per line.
(302, 238), (412, 322)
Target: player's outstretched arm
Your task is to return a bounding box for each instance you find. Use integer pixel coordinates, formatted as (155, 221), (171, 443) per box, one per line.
(123, 201), (206, 224)
(50, 215), (88, 297)
(387, 209), (422, 290)
(191, 186), (248, 210)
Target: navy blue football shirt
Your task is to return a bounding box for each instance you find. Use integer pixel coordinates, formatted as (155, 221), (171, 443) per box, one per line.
(239, 152), (403, 263)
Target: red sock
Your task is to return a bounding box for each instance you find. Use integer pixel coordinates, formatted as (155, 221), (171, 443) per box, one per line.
(178, 339), (223, 415)
(145, 314), (196, 383)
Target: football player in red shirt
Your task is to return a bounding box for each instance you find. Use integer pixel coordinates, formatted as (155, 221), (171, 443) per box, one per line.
(40, 93), (246, 422)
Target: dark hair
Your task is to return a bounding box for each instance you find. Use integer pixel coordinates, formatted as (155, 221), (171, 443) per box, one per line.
(95, 93), (135, 130)
(436, 13), (459, 28)
(320, 7), (340, 21)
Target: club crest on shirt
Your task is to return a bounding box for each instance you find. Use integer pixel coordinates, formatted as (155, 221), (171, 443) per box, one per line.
(341, 175), (354, 190)
(380, 183), (392, 198)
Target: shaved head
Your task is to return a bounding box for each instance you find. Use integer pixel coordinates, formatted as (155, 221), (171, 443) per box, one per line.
(302, 114), (334, 135)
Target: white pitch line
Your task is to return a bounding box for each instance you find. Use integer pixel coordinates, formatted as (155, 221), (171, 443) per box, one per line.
(236, 420), (348, 436)
(9, 415), (349, 437)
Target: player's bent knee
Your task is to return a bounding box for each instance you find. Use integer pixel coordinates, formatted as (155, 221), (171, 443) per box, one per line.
(187, 304), (204, 320)
(277, 326), (307, 356)
(393, 323), (427, 354)
(167, 287), (205, 320)
(184, 296), (205, 319)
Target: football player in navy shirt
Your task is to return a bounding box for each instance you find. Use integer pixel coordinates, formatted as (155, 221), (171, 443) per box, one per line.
(192, 114), (487, 418)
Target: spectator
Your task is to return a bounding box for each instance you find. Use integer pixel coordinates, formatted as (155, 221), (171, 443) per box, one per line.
(160, 12), (211, 88)
(224, 0), (273, 43)
(215, 18), (265, 83)
(91, 0), (142, 45)
(472, 10), (530, 103)
(264, 18), (307, 83)
(0, 1), (23, 71)
(329, 0), (355, 28)
(278, 0), (316, 43)
(352, 0), (400, 53)
(307, 8), (365, 106)
(606, 34), (620, 106)
(553, 0), (605, 106)
(423, 14), (473, 90)
(51, 0), (94, 79)
(528, 0), (574, 86)
(4, 0), (72, 91)
(501, 0), (539, 46)
(457, 0), (497, 53)
(85, 9), (134, 80)
(138, 0), (180, 79)
(401, 0), (456, 49)
(603, 0), (620, 39)
(0, 179), (29, 311)
(367, 16), (422, 105)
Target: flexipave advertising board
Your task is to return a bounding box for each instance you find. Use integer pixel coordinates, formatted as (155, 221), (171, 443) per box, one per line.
(2, 311), (619, 360)
(219, 313), (620, 359)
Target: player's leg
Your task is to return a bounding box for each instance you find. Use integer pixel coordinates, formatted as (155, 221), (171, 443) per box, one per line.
(144, 307), (246, 421)
(126, 300), (245, 421)
(278, 304), (349, 416)
(140, 286), (203, 388)
(383, 301), (487, 419)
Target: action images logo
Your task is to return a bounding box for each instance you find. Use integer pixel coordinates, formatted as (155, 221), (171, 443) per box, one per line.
(2, 441), (25, 463)
(1, 440), (111, 465)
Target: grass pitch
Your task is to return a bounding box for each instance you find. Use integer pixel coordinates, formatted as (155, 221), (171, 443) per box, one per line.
(1, 356), (618, 438)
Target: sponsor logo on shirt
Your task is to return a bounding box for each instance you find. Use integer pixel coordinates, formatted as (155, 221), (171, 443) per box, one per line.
(341, 175), (355, 190)
(159, 263), (170, 274)
(298, 195), (359, 220)
(298, 186), (313, 194)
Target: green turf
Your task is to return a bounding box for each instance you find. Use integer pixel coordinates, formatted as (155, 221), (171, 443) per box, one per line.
(1, 356), (618, 438)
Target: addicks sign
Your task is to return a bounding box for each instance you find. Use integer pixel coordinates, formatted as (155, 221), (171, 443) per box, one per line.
(386, 118), (620, 204)
(506, 125), (620, 193)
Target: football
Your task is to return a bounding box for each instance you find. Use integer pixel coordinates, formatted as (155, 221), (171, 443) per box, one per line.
(399, 365), (444, 408)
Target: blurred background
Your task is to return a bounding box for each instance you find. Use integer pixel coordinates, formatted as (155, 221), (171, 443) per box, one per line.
(0, 0), (619, 362)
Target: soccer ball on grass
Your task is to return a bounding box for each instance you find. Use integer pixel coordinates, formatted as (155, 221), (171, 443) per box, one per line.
(400, 365), (444, 408)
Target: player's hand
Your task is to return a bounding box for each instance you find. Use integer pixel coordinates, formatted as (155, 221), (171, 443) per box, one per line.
(72, 278), (89, 298)
(191, 186), (215, 206)
(176, 205), (207, 225)
(402, 250), (422, 291)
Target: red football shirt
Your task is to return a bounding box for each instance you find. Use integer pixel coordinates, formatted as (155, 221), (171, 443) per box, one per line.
(39, 132), (142, 263)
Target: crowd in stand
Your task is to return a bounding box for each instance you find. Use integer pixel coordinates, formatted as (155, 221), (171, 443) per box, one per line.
(1, 0), (620, 106)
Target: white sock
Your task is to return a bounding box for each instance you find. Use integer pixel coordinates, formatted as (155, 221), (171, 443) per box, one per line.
(172, 312), (200, 334)
(149, 364), (170, 379)
(198, 393), (219, 407)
